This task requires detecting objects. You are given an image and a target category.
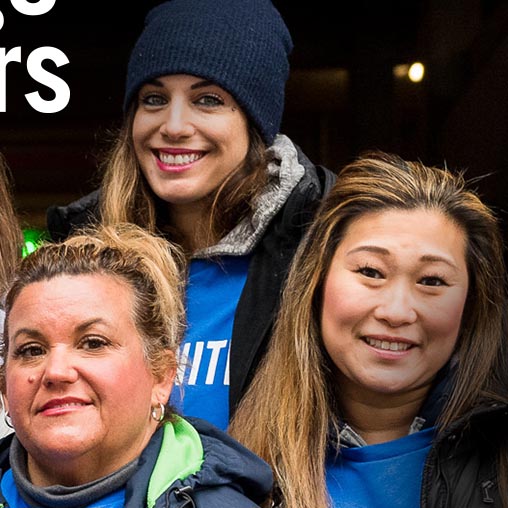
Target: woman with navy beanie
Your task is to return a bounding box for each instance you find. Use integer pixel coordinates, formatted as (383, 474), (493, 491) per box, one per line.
(46, 0), (336, 430)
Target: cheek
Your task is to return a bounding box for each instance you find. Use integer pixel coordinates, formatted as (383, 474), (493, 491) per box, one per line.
(321, 281), (363, 357)
(107, 358), (155, 402)
(221, 117), (249, 154)
(322, 277), (367, 329)
(132, 113), (152, 150)
(4, 369), (35, 415)
(427, 289), (468, 340)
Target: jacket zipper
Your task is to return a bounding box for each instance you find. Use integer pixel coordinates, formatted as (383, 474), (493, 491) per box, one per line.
(481, 480), (494, 504)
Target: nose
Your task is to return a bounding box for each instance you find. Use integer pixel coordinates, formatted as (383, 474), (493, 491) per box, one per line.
(373, 282), (417, 327)
(159, 101), (195, 140)
(42, 347), (79, 387)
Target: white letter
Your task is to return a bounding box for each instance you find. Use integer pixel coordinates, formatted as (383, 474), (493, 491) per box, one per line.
(0, 47), (22, 112)
(188, 342), (204, 385)
(205, 340), (228, 384)
(10, 0), (56, 16)
(25, 46), (70, 113)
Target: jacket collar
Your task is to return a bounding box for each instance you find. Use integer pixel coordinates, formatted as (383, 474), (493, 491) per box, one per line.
(194, 134), (305, 258)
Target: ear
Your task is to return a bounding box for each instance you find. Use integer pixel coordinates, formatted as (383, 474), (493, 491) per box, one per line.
(151, 351), (177, 405)
(0, 392), (9, 415)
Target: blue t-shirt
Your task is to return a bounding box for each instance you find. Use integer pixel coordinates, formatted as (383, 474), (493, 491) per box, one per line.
(326, 427), (435, 508)
(170, 256), (250, 430)
(1, 469), (125, 508)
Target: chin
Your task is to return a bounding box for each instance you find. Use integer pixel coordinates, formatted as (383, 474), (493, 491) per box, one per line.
(26, 427), (99, 458)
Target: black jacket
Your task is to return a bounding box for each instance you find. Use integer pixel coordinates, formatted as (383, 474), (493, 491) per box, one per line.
(411, 366), (507, 506)
(421, 400), (508, 506)
(46, 147), (336, 417)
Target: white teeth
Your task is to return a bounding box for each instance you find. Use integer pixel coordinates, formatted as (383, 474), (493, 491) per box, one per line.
(364, 337), (411, 351)
(159, 152), (202, 165)
(53, 402), (85, 409)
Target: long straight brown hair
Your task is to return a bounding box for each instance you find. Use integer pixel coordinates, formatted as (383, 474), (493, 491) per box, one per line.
(0, 153), (22, 295)
(229, 151), (508, 508)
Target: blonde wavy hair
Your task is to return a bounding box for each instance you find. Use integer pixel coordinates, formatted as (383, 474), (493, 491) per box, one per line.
(229, 151), (508, 508)
(1, 223), (186, 423)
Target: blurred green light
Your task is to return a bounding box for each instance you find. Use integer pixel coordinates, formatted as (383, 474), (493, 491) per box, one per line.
(22, 228), (49, 258)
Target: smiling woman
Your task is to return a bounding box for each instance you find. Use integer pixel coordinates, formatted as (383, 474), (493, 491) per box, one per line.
(229, 151), (508, 507)
(0, 224), (272, 507)
(45, 0), (335, 432)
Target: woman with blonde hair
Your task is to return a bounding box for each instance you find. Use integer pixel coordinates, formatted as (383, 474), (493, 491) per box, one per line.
(0, 223), (272, 507)
(230, 151), (508, 507)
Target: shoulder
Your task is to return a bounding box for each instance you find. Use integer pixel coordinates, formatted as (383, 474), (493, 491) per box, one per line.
(427, 402), (508, 500)
(184, 417), (273, 506)
(294, 143), (337, 199)
(282, 140), (336, 220)
(46, 190), (101, 241)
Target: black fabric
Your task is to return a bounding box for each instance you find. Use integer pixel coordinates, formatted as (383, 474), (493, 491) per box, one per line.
(415, 361), (508, 506)
(420, 401), (508, 506)
(229, 148), (335, 415)
(46, 189), (100, 242)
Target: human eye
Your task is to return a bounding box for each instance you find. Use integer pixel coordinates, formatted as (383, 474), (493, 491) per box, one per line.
(80, 336), (110, 351)
(355, 265), (384, 279)
(13, 343), (46, 359)
(195, 93), (224, 107)
(418, 275), (449, 287)
(139, 92), (167, 107)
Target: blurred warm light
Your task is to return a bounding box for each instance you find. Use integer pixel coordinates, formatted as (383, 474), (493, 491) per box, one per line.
(408, 62), (425, 82)
(393, 62), (425, 82)
(393, 64), (409, 78)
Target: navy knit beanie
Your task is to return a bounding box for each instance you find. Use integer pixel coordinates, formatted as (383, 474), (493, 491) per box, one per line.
(124, 0), (293, 145)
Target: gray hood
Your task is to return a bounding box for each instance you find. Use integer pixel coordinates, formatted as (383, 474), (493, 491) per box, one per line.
(194, 134), (305, 257)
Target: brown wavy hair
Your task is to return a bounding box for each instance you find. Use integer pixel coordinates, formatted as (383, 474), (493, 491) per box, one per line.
(229, 151), (508, 507)
(0, 153), (22, 296)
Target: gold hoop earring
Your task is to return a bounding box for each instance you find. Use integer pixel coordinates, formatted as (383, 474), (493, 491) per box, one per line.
(151, 402), (165, 422)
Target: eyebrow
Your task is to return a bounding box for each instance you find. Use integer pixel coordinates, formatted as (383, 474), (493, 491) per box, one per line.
(346, 245), (459, 269)
(76, 318), (108, 333)
(11, 318), (108, 342)
(11, 328), (44, 342)
(190, 80), (216, 90)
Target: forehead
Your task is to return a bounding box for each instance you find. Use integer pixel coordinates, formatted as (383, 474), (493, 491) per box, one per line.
(8, 274), (135, 327)
(336, 208), (467, 264)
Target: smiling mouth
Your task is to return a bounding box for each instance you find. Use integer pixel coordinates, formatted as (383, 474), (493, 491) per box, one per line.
(362, 337), (413, 352)
(157, 151), (204, 165)
(39, 401), (90, 413)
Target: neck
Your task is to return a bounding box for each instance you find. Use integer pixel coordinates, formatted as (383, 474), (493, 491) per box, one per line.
(338, 381), (430, 445)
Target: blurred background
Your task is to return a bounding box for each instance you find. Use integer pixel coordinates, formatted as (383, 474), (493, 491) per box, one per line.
(1, 0), (507, 247)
